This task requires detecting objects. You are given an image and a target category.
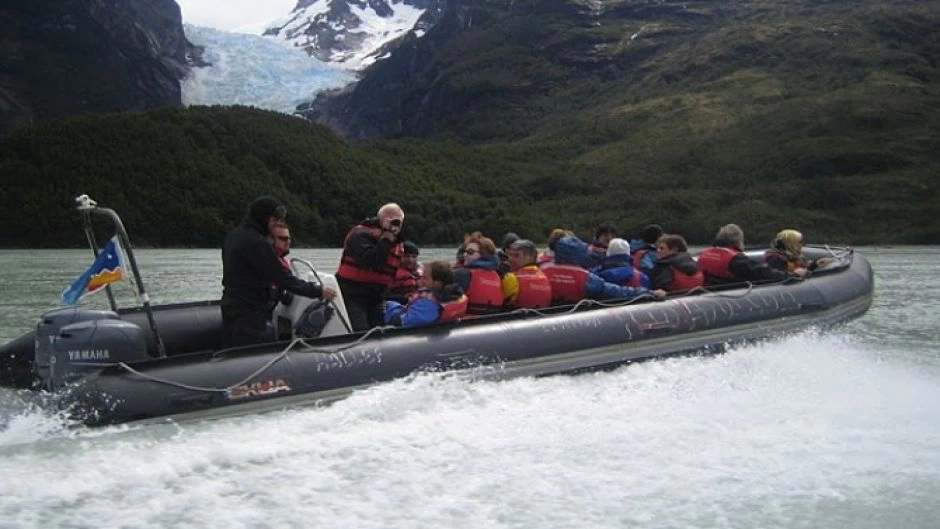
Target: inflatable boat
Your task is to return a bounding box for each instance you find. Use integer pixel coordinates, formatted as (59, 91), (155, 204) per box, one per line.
(0, 197), (874, 426)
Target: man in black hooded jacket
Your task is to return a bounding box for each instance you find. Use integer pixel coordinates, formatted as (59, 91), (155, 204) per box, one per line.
(221, 196), (336, 346)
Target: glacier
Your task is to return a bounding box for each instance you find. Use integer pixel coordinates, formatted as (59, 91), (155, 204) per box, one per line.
(182, 25), (354, 114)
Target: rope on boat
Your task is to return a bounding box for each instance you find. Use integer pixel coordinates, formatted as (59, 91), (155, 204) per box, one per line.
(113, 325), (407, 393)
(116, 337), (327, 393)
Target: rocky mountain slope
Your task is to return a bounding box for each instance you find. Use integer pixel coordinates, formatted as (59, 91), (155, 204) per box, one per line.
(0, 0), (196, 136)
(302, 0), (940, 144)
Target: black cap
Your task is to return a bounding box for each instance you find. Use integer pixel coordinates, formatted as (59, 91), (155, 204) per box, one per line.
(249, 196), (286, 227)
(403, 240), (420, 256)
(500, 232), (520, 250)
(595, 223), (618, 239)
(641, 223), (663, 244)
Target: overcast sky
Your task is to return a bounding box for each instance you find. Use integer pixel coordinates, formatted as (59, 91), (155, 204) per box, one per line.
(175, 0), (297, 32)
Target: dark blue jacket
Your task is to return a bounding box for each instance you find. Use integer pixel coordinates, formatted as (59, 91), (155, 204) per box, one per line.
(554, 237), (651, 300)
(594, 255), (652, 289)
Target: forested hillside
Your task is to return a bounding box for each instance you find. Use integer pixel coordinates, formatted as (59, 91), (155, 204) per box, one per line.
(0, 104), (936, 247)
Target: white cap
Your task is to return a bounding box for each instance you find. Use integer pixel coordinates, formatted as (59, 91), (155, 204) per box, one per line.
(606, 238), (631, 257)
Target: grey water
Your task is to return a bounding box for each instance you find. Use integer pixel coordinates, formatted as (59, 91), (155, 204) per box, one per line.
(1, 247), (939, 529)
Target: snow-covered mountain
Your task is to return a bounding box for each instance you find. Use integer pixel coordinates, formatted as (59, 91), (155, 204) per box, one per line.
(182, 25), (353, 113)
(263, 0), (443, 70)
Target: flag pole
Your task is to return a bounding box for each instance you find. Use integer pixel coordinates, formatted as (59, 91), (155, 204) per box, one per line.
(73, 195), (167, 358)
(80, 209), (119, 312)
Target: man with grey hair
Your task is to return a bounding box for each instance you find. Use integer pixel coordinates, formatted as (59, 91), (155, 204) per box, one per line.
(501, 239), (552, 309)
(337, 202), (406, 331)
(698, 223), (805, 285)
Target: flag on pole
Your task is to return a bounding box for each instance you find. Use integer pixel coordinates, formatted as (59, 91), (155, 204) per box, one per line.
(61, 236), (126, 305)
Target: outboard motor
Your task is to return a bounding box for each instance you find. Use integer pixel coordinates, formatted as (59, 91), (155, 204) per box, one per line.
(36, 308), (149, 390)
(36, 307), (118, 386)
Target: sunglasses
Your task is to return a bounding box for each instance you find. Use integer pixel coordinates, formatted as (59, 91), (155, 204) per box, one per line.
(389, 218), (402, 226)
(273, 205), (287, 219)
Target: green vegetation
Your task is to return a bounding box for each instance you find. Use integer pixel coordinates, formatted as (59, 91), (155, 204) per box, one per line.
(1, 0), (939, 247)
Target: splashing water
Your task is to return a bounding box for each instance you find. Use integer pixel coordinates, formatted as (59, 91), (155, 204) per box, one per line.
(2, 331), (938, 529)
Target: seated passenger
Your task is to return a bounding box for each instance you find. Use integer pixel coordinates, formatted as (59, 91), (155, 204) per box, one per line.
(594, 238), (651, 289)
(587, 223), (618, 268)
(455, 232), (504, 314)
(629, 223), (663, 274)
(698, 224), (807, 286)
(501, 239), (553, 309)
(541, 235), (666, 304)
(497, 232), (520, 276)
(764, 229), (829, 273)
(649, 234), (704, 292)
(387, 240), (423, 304)
(385, 261), (468, 327)
(537, 228), (573, 264)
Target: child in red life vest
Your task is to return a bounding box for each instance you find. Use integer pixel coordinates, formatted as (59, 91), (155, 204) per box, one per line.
(387, 240), (424, 304)
(385, 260), (468, 327)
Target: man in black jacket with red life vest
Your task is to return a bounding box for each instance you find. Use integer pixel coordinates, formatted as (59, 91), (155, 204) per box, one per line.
(336, 203), (405, 331)
(221, 196), (336, 347)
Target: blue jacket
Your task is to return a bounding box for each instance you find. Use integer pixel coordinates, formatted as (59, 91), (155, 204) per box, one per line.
(384, 284), (464, 327)
(554, 236), (651, 300)
(553, 236), (597, 270)
(594, 255), (652, 289)
(629, 239), (659, 273)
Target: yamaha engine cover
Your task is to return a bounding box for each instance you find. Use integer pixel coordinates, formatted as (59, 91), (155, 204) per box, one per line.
(35, 307), (119, 387)
(45, 319), (148, 390)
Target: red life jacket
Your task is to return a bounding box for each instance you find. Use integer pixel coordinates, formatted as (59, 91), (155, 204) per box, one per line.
(666, 267), (704, 291)
(389, 266), (420, 294)
(625, 267), (645, 289)
(336, 224), (403, 286)
(466, 269), (504, 314)
(697, 246), (739, 281)
(540, 263), (589, 304)
(418, 290), (468, 322)
(509, 267), (553, 309)
(632, 249), (650, 270)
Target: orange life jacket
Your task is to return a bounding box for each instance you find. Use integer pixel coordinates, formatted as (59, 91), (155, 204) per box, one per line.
(418, 290), (469, 322)
(666, 267), (705, 291)
(540, 263), (589, 304)
(336, 224), (403, 286)
(509, 267), (553, 309)
(388, 266), (420, 296)
(697, 246), (739, 281)
(466, 269), (504, 314)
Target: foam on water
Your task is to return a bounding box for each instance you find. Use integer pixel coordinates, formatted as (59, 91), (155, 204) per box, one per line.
(2, 331), (939, 528)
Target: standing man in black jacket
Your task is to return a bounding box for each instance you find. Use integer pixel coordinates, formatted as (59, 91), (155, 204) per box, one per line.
(221, 196), (336, 347)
